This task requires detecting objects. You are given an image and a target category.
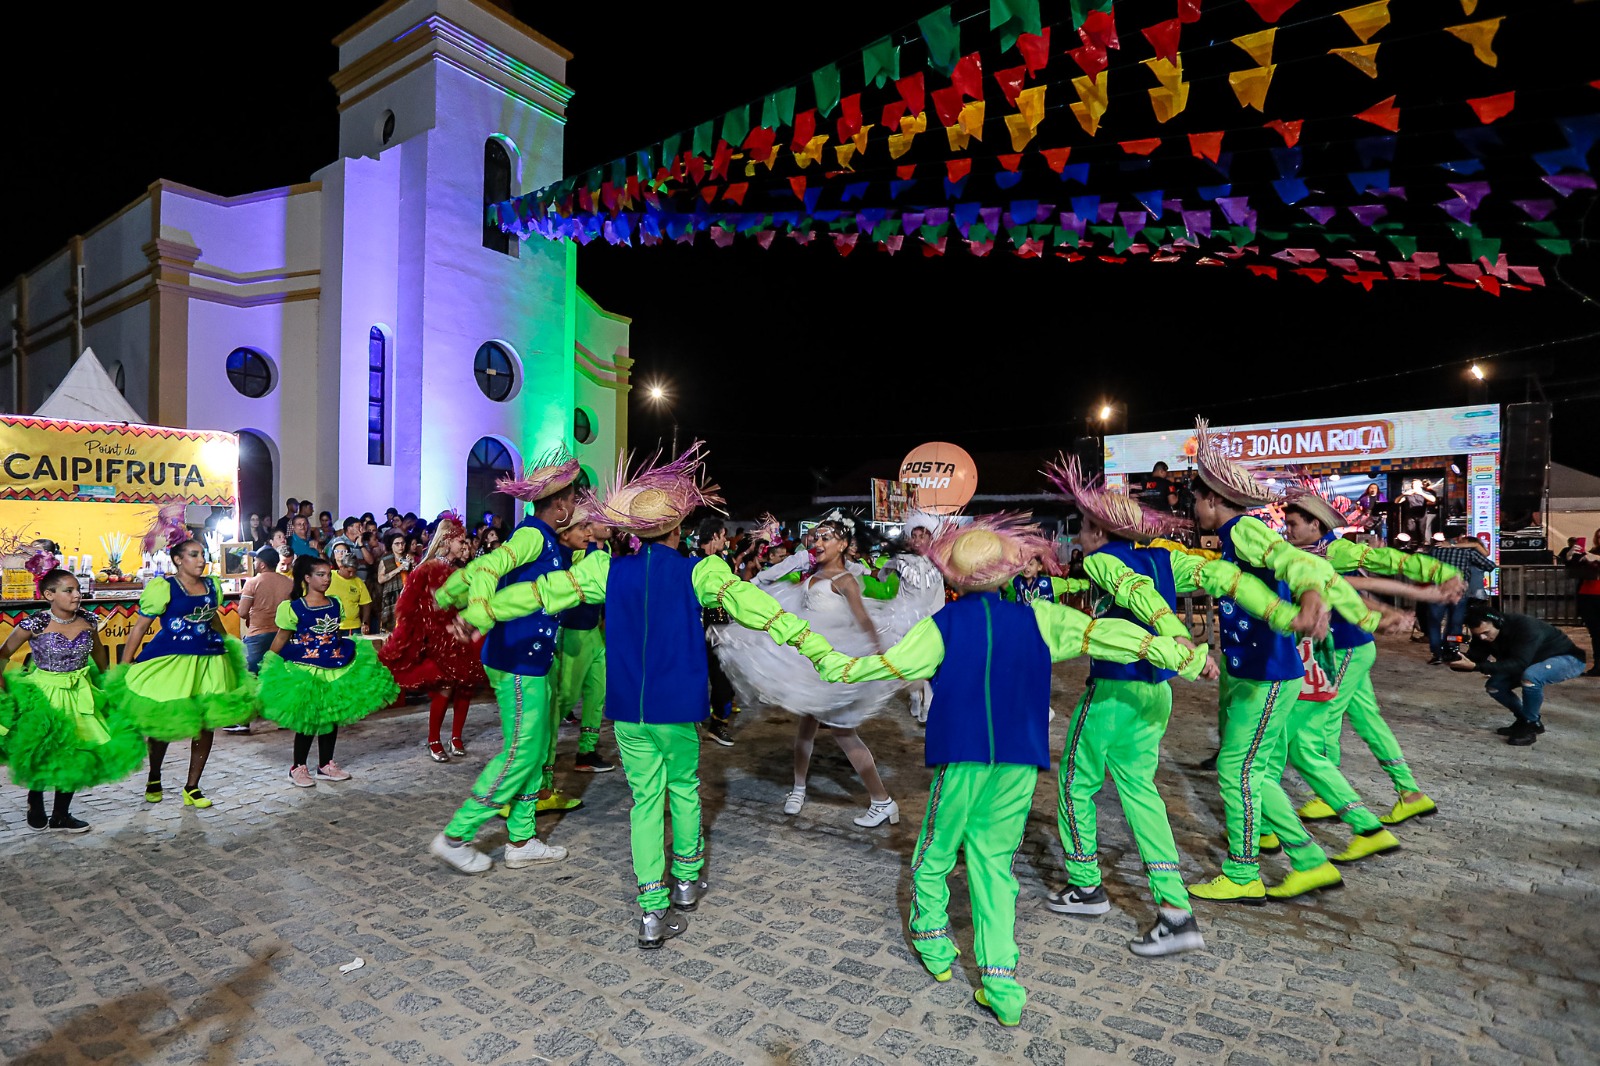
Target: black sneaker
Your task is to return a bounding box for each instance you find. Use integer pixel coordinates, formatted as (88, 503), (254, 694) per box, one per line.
(1506, 725), (1539, 747)
(1496, 722), (1544, 736)
(1427, 655), (1444, 666)
(1195, 751), (1218, 772)
(1044, 884), (1111, 915)
(573, 751), (615, 773)
(49, 814), (91, 834)
(1129, 912), (1206, 957)
(26, 808), (48, 831)
(705, 719), (735, 747)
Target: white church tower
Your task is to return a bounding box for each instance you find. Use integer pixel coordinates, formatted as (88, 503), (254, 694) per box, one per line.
(0, 0), (631, 528)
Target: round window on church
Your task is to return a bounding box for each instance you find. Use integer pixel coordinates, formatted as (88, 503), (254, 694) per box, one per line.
(226, 348), (275, 398)
(474, 342), (519, 402)
(380, 110), (396, 146)
(574, 406), (596, 445)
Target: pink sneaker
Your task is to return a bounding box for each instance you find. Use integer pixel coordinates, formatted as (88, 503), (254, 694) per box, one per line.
(316, 761), (352, 782)
(289, 765), (316, 788)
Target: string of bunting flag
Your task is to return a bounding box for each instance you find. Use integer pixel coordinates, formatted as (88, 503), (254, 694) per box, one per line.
(490, 0), (1600, 295)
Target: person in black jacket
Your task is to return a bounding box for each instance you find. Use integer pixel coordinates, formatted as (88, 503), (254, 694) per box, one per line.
(1451, 603), (1588, 745)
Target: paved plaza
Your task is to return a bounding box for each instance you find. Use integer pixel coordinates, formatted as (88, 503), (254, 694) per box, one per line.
(2, 632), (1597, 1066)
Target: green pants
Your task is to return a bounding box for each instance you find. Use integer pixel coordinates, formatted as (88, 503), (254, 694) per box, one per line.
(910, 762), (1037, 1024)
(614, 720), (703, 912)
(1217, 669), (1323, 883)
(556, 627), (606, 756)
(444, 669), (551, 844)
(1318, 643), (1418, 794)
(1057, 679), (1189, 910)
(1288, 647), (1383, 832)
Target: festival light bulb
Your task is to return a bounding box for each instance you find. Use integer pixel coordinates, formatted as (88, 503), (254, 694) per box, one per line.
(1099, 404), (1112, 420)
(1469, 364), (1485, 380)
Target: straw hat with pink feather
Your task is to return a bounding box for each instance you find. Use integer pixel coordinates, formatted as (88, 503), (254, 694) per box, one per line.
(1193, 417), (1279, 508)
(495, 445), (583, 504)
(923, 512), (1058, 592)
(1281, 476), (1350, 535)
(1044, 454), (1185, 543)
(591, 441), (724, 539)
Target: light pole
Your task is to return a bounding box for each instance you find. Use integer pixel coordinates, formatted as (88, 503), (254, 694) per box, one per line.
(645, 381), (677, 458)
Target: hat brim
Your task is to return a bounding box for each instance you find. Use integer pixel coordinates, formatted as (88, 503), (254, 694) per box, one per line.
(1197, 471), (1270, 509)
(1286, 494), (1344, 533)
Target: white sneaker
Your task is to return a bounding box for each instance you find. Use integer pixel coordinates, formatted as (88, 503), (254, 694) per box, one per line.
(1128, 911), (1206, 957)
(316, 761), (352, 781)
(854, 799), (899, 827)
(782, 789), (806, 815)
(289, 766), (316, 788)
(430, 832), (491, 874)
(504, 838), (568, 868)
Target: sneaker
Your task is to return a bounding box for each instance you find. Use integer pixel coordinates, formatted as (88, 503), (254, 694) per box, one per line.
(288, 766), (316, 788)
(1331, 828), (1401, 864)
(637, 907), (690, 949)
(1266, 861), (1344, 899)
(705, 719), (735, 747)
(1506, 727), (1538, 747)
(48, 814), (91, 834)
(854, 799), (899, 827)
(1129, 912), (1206, 957)
(670, 877), (709, 910)
(1187, 874), (1267, 905)
(973, 988), (1021, 1027)
(1496, 722), (1544, 736)
(573, 751), (615, 773)
(26, 807), (48, 831)
(316, 761), (352, 781)
(430, 832), (491, 874)
(221, 724), (252, 735)
(1195, 751), (1218, 772)
(1296, 798), (1338, 821)
(782, 788), (806, 816)
(1379, 794), (1437, 825)
(535, 790), (583, 813)
(1427, 655), (1444, 665)
(504, 838), (568, 868)
(1259, 832), (1282, 854)
(1045, 884), (1111, 916)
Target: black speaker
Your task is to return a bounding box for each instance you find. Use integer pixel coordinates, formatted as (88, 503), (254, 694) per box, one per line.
(1500, 403), (1551, 530)
(1075, 436), (1104, 480)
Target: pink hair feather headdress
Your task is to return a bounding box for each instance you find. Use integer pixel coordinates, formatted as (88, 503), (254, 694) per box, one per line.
(1044, 453), (1187, 543)
(592, 441), (724, 537)
(924, 511), (1058, 591)
(141, 502), (189, 554)
(495, 446), (582, 503)
(1193, 417), (1278, 508)
(755, 512), (782, 543)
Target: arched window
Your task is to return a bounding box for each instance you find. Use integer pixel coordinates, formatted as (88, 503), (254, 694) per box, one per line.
(474, 342), (518, 402)
(483, 138), (517, 257)
(367, 327), (388, 465)
(574, 406), (596, 445)
(226, 348), (274, 397)
(467, 436), (518, 532)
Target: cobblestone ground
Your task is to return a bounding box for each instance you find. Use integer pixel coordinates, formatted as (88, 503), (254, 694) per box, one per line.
(2, 632), (1597, 1066)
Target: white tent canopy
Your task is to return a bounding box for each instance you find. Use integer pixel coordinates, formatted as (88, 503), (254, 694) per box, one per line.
(32, 347), (142, 423)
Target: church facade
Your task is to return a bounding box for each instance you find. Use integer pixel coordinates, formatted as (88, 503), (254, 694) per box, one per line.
(0, 0), (628, 526)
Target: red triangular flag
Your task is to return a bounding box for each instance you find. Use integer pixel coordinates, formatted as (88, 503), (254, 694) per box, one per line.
(1245, 0), (1300, 22)
(952, 52), (984, 100)
(994, 65), (1027, 108)
(1477, 274), (1502, 296)
(1018, 28), (1051, 75)
(743, 126), (776, 159)
(1142, 19), (1182, 65)
(897, 73), (925, 116)
(1353, 95), (1401, 132)
(699, 185), (718, 204)
(837, 94), (863, 142)
(931, 86), (965, 127)
(1068, 42), (1108, 80)
(685, 155), (706, 184)
(1081, 9), (1119, 51)
(1041, 146), (1072, 172)
(1247, 263), (1279, 279)
(711, 140), (733, 180)
(896, 164), (917, 179)
(1188, 131), (1225, 162)
(1466, 91), (1515, 124)
(946, 159), (973, 182)
(1265, 119), (1303, 147)
(1294, 267), (1328, 283)
(1178, 0), (1202, 23)
(1120, 138), (1162, 156)
(998, 153), (1024, 172)
(789, 109), (817, 153)
(789, 176), (807, 201)
(882, 100), (908, 130)
(723, 182), (748, 205)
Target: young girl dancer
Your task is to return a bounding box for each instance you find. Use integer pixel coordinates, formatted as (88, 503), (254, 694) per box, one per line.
(109, 530), (256, 809)
(0, 569), (143, 831)
(379, 513), (486, 762)
(259, 555), (399, 786)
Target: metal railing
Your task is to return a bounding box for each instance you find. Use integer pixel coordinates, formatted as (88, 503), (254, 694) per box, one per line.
(1497, 566), (1582, 626)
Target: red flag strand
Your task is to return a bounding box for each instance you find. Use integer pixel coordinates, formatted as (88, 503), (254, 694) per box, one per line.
(1188, 131), (1224, 162)
(932, 86), (965, 127)
(1178, 0), (1203, 23)
(946, 159), (973, 182)
(1041, 146), (1072, 172)
(837, 94), (863, 141)
(1466, 91), (1515, 124)
(1353, 95), (1401, 132)
(1265, 119), (1303, 147)
(1246, 0), (1300, 22)
(1142, 19), (1182, 66)
(897, 73), (925, 116)
(1018, 28), (1051, 75)
(790, 110), (817, 153)
(882, 99), (908, 130)
(952, 52), (984, 100)
(897, 164), (917, 179)
(998, 153), (1024, 172)
(995, 65), (1027, 108)
(1120, 138), (1162, 156)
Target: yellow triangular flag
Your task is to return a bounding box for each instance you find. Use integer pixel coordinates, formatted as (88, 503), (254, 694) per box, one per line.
(1460, 0), (1478, 13)
(1004, 113), (1036, 152)
(762, 146), (781, 170)
(1229, 65), (1277, 111)
(945, 125), (971, 151)
(899, 111), (928, 135)
(1142, 56), (1184, 91)
(1070, 101), (1101, 137)
(887, 132), (915, 159)
(1330, 43), (1380, 78)
(834, 142), (856, 169)
(1232, 28), (1277, 67)
(852, 123), (874, 154)
(1338, 1), (1390, 44)
(794, 133), (828, 168)
(1148, 82), (1191, 123)
(1073, 73), (1110, 115)
(1445, 17), (1502, 67)
(1016, 85), (1046, 132)
(958, 100), (986, 141)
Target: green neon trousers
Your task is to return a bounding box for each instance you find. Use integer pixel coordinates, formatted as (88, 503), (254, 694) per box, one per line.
(613, 720), (704, 913)
(444, 668), (551, 844)
(910, 762), (1037, 1025)
(1318, 643), (1419, 794)
(556, 627), (606, 755)
(1057, 679), (1189, 910)
(1217, 669), (1325, 884)
(1288, 648), (1384, 833)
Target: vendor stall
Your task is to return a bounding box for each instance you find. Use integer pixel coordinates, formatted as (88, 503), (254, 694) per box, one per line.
(1, 388), (241, 662)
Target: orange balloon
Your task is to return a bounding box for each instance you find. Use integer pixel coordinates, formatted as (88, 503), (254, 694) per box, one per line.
(899, 442), (978, 515)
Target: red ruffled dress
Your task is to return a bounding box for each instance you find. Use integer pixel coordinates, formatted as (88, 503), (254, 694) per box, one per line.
(377, 560), (487, 692)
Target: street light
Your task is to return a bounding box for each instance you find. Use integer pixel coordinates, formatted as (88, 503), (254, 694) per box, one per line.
(1469, 363), (1485, 380)
(643, 378), (677, 458)
(1098, 404), (1113, 421)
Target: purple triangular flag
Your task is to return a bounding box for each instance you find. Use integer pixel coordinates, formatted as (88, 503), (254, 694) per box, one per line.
(1543, 173), (1597, 197)
(1217, 196), (1251, 226)
(1120, 210), (1148, 243)
(1181, 209), (1212, 239)
(1302, 205), (1337, 225)
(1436, 199), (1474, 223)
(1513, 199), (1555, 220)
(1447, 181), (1491, 210)
(1348, 204), (1388, 227)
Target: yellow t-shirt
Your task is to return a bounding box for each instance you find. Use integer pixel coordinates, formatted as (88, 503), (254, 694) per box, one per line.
(327, 571), (372, 631)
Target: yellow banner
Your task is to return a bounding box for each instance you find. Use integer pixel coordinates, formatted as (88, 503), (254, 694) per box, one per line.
(0, 416), (237, 505)
(0, 499), (157, 575)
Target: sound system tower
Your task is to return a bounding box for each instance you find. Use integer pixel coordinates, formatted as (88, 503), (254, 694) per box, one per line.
(1499, 402), (1551, 532)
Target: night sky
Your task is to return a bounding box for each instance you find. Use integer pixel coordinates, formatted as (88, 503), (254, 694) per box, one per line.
(7, 0), (1598, 508)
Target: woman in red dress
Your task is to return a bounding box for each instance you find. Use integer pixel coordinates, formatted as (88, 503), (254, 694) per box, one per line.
(377, 514), (487, 761)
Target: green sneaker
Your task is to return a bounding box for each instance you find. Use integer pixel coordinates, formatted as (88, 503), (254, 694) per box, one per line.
(1297, 798), (1337, 820)
(1266, 862), (1344, 899)
(1331, 829), (1400, 864)
(1378, 794), (1436, 825)
(974, 988), (1020, 1027)
(1187, 874), (1267, 905)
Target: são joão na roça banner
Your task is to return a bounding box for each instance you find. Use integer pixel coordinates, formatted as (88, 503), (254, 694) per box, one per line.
(0, 417), (237, 506)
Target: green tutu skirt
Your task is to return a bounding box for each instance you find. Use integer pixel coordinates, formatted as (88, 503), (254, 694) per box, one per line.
(258, 640), (399, 735)
(104, 637), (259, 741)
(0, 666), (146, 791)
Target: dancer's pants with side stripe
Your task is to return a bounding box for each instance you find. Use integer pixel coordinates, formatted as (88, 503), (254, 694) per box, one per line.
(1288, 646), (1385, 832)
(1315, 643), (1419, 794)
(1057, 679), (1189, 910)
(909, 762), (1036, 1023)
(556, 627), (606, 757)
(444, 668), (550, 844)
(613, 720), (703, 913)
(1217, 669), (1322, 884)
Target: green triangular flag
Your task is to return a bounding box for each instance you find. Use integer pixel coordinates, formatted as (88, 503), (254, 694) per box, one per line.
(871, 219), (902, 242)
(662, 133), (682, 165)
(813, 64), (841, 118)
(920, 223), (950, 242)
(970, 223), (993, 243)
(692, 121), (714, 157)
(1386, 234), (1417, 259)
(609, 158), (625, 186)
(992, 0), (1042, 52)
(1522, 221), (1561, 237)
(1112, 226), (1135, 254)
(1142, 225), (1166, 245)
(1535, 238), (1572, 255)
(761, 86), (797, 130)
(1467, 236), (1500, 263)
(863, 37), (900, 88)
(720, 105), (750, 149)
(1321, 231), (1354, 245)
(1446, 221), (1481, 241)
(918, 6), (961, 75)
(1259, 229), (1288, 241)
(1227, 225), (1256, 245)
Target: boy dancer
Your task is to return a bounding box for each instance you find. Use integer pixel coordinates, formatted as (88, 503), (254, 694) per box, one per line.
(477, 445), (828, 947)
(428, 447), (580, 874)
(555, 513), (613, 773)
(808, 514), (1208, 1025)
